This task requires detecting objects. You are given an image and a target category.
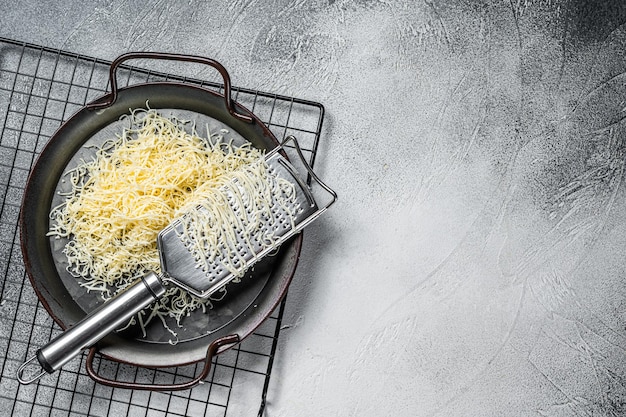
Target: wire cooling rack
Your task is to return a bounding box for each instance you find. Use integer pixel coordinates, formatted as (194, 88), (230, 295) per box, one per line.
(0, 37), (324, 417)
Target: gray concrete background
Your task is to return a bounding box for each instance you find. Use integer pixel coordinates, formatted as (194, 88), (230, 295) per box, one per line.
(3, 1), (626, 416)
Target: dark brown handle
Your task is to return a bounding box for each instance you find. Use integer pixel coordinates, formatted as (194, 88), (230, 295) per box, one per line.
(85, 334), (240, 391)
(86, 52), (253, 123)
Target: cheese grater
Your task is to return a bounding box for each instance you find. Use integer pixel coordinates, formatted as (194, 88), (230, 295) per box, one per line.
(159, 141), (321, 298)
(18, 135), (337, 384)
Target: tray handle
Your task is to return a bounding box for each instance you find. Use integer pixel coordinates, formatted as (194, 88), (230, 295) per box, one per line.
(86, 52), (253, 123)
(85, 334), (239, 391)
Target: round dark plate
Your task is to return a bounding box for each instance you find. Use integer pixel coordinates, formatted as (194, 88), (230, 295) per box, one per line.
(20, 82), (301, 368)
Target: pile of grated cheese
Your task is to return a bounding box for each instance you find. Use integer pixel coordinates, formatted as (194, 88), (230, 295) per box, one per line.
(48, 109), (289, 339)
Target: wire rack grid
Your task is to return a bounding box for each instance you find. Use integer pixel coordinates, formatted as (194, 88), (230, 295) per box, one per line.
(0, 37), (325, 417)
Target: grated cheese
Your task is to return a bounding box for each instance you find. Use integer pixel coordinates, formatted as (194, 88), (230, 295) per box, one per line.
(47, 109), (292, 339)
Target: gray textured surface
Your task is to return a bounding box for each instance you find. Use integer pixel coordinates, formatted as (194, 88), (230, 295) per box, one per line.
(2, 1), (626, 416)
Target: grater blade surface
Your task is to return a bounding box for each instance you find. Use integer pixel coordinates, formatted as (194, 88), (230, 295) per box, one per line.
(156, 152), (317, 298)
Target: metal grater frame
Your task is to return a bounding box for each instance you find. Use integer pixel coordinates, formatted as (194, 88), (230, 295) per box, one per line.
(158, 136), (337, 299)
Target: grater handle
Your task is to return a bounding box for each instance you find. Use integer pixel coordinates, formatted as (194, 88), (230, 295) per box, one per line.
(17, 272), (166, 384)
(85, 52), (253, 123)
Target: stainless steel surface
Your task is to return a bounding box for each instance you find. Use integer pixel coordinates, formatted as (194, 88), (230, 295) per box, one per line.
(18, 271), (166, 381)
(159, 147), (325, 298)
(37, 272), (164, 372)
